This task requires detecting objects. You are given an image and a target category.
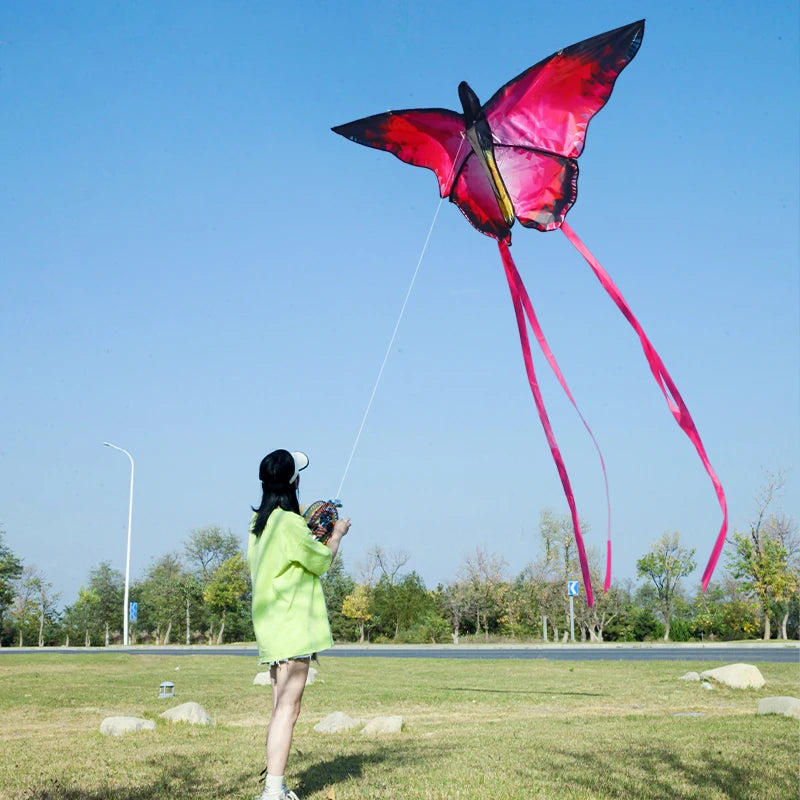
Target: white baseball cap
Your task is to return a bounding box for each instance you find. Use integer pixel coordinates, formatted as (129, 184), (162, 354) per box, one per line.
(290, 451), (309, 483)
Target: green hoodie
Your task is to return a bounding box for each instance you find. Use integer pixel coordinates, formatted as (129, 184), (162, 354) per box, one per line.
(248, 508), (334, 663)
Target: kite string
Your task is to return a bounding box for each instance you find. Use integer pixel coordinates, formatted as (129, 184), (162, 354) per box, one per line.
(335, 139), (466, 499)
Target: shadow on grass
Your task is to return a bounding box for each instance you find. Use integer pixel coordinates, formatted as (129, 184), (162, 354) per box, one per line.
(295, 746), (398, 795)
(438, 686), (604, 697)
(547, 742), (787, 800)
(16, 761), (253, 800)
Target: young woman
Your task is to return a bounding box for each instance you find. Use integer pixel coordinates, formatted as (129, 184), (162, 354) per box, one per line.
(248, 448), (350, 800)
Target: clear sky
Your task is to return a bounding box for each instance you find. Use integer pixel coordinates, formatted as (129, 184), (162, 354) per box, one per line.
(1, 1), (798, 610)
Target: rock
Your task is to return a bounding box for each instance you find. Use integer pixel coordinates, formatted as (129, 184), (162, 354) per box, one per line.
(678, 672), (701, 681)
(700, 663), (765, 689)
(361, 715), (403, 735)
(757, 696), (800, 719)
(673, 712), (704, 717)
(100, 716), (156, 736)
(700, 682), (714, 691)
(159, 701), (215, 726)
(313, 712), (363, 733)
(306, 667), (318, 685)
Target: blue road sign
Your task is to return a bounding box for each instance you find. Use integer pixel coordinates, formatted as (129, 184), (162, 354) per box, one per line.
(567, 581), (579, 597)
(130, 601), (138, 622)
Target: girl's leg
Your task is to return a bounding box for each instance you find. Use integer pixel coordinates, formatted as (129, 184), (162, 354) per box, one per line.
(266, 658), (310, 778)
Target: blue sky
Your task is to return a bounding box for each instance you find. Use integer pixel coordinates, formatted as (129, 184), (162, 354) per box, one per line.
(1, 1), (798, 609)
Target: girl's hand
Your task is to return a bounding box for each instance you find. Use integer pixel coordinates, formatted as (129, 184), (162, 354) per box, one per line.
(332, 517), (351, 538)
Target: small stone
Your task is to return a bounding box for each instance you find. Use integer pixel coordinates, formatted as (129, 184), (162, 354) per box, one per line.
(757, 696), (800, 719)
(314, 711), (362, 733)
(700, 682), (714, 691)
(100, 716), (156, 736)
(700, 663), (765, 689)
(361, 715), (403, 735)
(673, 711), (704, 717)
(160, 701), (215, 726)
(306, 667), (318, 685)
(678, 672), (701, 681)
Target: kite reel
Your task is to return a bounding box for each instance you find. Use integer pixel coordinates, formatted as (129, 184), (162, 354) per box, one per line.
(303, 499), (342, 544)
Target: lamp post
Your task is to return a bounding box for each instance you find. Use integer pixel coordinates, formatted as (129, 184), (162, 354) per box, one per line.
(103, 442), (134, 646)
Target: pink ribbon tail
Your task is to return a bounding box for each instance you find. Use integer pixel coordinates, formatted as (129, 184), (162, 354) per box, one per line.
(501, 246), (613, 592)
(499, 240), (596, 606)
(560, 222), (728, 590)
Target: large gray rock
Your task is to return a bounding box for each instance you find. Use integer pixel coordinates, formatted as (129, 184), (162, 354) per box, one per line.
(159, 701), (215, 726)
(699, 663), (765, 689)
(313, 711), (362, 733)
(100, 716), (156, 736)
(361, 715), (403, 735)
(757, 696), (800, 719)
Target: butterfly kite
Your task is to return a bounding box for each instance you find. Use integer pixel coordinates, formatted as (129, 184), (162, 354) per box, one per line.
(332, 20), (727, 606)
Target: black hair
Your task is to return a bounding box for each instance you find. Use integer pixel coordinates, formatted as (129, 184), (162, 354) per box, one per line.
(251, 449), (300, 537)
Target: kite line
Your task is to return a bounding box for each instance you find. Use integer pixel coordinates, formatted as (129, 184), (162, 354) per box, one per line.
(336, 138), (466, 499)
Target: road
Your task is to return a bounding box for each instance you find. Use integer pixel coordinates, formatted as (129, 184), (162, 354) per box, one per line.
(3, 643), (798, 663)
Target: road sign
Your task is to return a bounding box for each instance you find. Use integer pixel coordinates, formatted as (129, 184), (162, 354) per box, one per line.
(130, 601), (138, 622)
(567, 581), (579, 597)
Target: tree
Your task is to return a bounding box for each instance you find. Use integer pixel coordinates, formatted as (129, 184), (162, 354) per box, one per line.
(87, 562), (124, 645)
(184, 527), (243, 642)
(725, 472), (799, 640)
(342, 584), (372, 642)
(176, 573), (204, 645)
(136, 553), (185, 644)
(184, 526), (240, 582)
(360, 545), (410, 587)
(535, 510), (591, 641)
(321, 557), (357, 641)
(63, 588), (102, 646)
(33, 574), (60, 647)
(457, 547), (508, 640)
(438, 581), (472, 644)
(203, 553), (249, 644)
(636, 531), (696, 640)
(369, 572), (432, 640)
(0, 528), (23, 646)
(11, 566), (44, 646)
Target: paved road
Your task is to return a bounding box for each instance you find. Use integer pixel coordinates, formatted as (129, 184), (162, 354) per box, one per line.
(3, 644), (798, 663)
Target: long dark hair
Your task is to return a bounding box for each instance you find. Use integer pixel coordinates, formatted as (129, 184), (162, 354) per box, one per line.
(251, 449), (300, 537)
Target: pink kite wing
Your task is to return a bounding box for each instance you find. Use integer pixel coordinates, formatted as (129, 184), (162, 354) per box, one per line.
(450, 154), (513, 241)
(331, 109), (467, 197)
(484, 20), (644, 158)
(451, 147), (578, 240)
(495, 146), (579, 232)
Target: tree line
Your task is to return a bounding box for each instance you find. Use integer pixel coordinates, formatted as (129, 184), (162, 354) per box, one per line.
(1, 472), (797, 647)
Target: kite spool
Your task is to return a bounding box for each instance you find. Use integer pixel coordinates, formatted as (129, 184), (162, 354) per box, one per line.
(303, 499), (342, 544)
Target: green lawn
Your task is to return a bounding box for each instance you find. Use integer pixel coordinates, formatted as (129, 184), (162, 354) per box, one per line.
(0, 652), (797, 799)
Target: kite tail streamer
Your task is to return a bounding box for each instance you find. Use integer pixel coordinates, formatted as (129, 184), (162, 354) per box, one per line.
(560, 222), (728, 590)
(499, 240), (595, 606)
(501, 246), (613, 593)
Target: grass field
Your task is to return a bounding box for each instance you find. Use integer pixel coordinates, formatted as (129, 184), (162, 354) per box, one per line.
(0, 651), (797, 799)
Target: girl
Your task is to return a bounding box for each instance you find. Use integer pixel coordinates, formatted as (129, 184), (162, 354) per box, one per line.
(248, 448), (351, 800)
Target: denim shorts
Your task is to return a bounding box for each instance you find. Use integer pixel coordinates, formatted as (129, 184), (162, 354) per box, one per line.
(266, 653), (315, 668)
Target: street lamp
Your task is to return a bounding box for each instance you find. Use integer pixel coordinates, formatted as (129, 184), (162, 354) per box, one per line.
(103, 442), (134, 646)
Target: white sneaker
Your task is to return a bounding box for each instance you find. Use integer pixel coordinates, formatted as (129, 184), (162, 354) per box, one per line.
(258, 786), (299, 800)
